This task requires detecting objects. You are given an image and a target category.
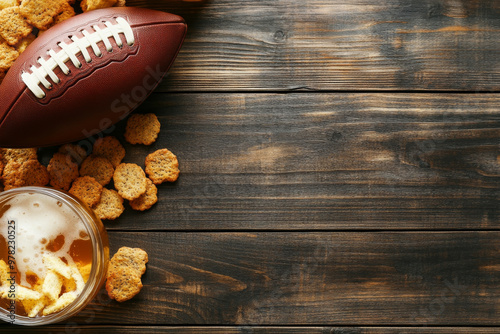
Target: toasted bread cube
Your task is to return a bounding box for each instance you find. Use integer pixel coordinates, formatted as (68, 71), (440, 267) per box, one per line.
(1, 284), (42, 301)
(0, 260), (9, 285)
(43, 255), (71, 279)
(22, 297), (47, 318)
(42, 292), (76, 315)
(71, 266), (85, 293)
(0, 0), (18, 10)
(42, 270), (63, 301)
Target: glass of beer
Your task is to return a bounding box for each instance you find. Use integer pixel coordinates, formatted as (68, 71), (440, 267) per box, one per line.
(0, 186), (109, 326)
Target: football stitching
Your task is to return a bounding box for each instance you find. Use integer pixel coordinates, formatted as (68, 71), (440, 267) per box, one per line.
(21, 16), (134, 99)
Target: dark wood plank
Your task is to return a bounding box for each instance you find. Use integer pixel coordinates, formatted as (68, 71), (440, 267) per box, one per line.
(75, 92), (500, 231)
(24, 231), (497, 326)
(3, 326), (500, 333)
(126, 0), (500, 91)
(0, 325), (326, 333)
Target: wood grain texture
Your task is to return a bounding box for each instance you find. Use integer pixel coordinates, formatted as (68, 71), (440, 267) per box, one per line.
(68, 92), (499, 231)
(20, 231), (495, 326)
(125, 0), (500, 91)
(1, 0), (499, 331)
(3, 326), (500, 333)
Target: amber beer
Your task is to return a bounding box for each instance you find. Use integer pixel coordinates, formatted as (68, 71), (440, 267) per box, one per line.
(0, 187), (108, 325)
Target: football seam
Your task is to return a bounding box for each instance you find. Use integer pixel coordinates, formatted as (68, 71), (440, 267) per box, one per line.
(22, 17), (136, 99)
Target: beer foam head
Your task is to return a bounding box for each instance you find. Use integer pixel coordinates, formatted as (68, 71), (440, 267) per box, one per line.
(0, 192), (89, 286)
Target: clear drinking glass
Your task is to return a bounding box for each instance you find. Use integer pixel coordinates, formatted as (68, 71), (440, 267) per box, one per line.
(0, 186), (109, 326)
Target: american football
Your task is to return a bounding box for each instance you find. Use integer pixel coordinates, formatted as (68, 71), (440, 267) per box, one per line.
(0, 7), (187, 148)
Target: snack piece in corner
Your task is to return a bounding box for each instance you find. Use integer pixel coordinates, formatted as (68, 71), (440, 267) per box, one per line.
(0, 254), (89, 317)
(76, 263), (92, 283)
(69, 176), (103, 208)
(124, 113), (161, 145)
(81, 0), (117, 12)
(22, 297), (46, 318)
(42, 270), (63, 301)
(42, 292), (77, 316)
(93, 188), (125, 220)
(79, 155), (114, 186)
(107, 246), (148, 276)
(58, 144), (88, 165)
(0, 148), (40, 189)
(106, 247), (148, 302)
(0, 41), (19, 71)
(93, 136), (126, 168)
(0, 0), (20, 11)
(106, 269), (142, 303)
(15, 32), (35, 53)
(0, 147), (37, 164)
(47, 152), (79, 191)
(129, 178), (158, 211)
(2, 161), (23, 189)
(53, 2), (75, 25)
(2, 158), (49, 190)
(19, 0), (66, 30)
(145, 148), (180, 184)
(0, 259), (9, 283)
(2, 161), (20, 189)
(113, 163), (147, 201)
(0, 6), (33, 45)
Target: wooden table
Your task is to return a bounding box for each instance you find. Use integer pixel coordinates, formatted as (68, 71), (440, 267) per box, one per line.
(4, 0), (500, 332)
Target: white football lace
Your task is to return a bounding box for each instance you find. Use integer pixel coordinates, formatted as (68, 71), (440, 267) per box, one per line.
(22, 17), (134, 99)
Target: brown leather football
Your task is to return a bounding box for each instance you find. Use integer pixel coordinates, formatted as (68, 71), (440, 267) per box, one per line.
(0, 7), (187, 148)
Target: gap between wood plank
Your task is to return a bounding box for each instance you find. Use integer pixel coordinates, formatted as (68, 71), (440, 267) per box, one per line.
(152, 90), (500, 95)
(105, 228), (500, 233)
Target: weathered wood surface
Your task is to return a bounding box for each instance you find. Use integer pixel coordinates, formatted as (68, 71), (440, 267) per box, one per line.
(30, 231), (496, 325)
(4, 326), (500, 333)
(2, 0), (500, 331)
(127, 0), (500, 92)
(69, 92), (499, 231)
